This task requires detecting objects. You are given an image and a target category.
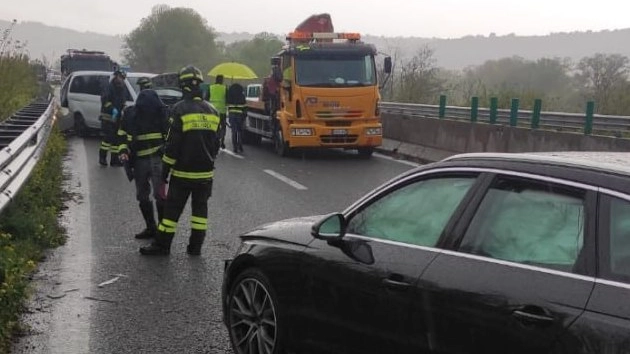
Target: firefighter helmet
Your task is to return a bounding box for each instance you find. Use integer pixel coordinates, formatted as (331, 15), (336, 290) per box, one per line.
(137, 76), (152, 90)
(178, 65), (204, 87)
(113, 69), (127, 79)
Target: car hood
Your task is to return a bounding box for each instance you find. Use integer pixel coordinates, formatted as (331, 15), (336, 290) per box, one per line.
(240, 215), (325, 246)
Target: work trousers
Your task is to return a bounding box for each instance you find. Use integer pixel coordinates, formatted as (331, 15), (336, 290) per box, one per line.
(155, 178), (213, 248)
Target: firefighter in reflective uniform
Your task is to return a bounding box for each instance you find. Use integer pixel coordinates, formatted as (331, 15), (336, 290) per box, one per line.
(118, 77), (169, 239)
(208, 74), (227, 149)
(99, 69), (127, 166)
(226, 83), (246, 153)
(140, 66), (220, 256)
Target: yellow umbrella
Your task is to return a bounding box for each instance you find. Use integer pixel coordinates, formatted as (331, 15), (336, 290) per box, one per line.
(208, 62), (258, 80)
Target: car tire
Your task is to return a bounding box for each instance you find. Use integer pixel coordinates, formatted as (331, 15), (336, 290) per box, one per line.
(226, 268), (286, 354)
(74, 114), (88, 138)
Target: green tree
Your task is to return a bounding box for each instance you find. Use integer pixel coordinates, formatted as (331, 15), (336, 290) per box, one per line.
(123, 5), (222, 73)
(223, 32), (284, 79)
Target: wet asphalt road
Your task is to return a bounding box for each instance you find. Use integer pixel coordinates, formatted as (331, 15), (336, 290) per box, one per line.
(13, 135), (417, 354)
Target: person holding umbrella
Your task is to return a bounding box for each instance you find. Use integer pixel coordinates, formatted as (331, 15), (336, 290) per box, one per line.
(208, 75), (227, 149)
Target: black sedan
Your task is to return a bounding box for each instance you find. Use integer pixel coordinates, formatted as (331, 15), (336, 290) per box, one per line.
(221, 152), (630, 354)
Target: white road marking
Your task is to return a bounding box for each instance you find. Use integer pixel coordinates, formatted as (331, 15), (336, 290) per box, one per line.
(264, 169), (308, 190)
(220, 149), (244, 159)
(374, 152), (421, 167)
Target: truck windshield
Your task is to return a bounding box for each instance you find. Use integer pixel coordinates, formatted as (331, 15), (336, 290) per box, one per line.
(295, 54), (376, 87)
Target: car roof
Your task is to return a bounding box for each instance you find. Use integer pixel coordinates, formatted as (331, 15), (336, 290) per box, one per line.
(69, 70), (115, 76)
(127, 72), (157, 78)
(443, 151), (630, 177)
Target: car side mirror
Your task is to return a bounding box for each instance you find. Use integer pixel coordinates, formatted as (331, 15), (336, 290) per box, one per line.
(311, 213), (346, 241)
(384, 56), (392, 74)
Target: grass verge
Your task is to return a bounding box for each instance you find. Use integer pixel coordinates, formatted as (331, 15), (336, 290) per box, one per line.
(0, 122), (67, 353)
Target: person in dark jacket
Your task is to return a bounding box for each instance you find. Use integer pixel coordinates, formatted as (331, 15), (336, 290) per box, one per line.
(118, 77), (169, 240)
(99, 69), (127, 166)
(226, 83), (246, 153)
(140, 65), (221, 256)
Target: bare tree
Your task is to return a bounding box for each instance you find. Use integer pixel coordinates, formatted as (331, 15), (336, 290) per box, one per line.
(576, 53), (630, 113)
(394, 45), (444, 103)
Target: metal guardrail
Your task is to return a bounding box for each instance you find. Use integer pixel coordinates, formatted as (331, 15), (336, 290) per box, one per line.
(0, 96), (55, 213)
(380, 102), (630, 135)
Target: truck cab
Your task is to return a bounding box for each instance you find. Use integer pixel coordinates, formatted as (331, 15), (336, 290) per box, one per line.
(244, 31), (390, 157)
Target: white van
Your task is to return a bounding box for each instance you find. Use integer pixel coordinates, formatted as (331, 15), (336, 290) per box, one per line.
(60, 70), (137, 136)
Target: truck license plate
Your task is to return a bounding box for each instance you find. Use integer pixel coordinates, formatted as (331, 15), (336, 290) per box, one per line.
(332, 129), (347, 135)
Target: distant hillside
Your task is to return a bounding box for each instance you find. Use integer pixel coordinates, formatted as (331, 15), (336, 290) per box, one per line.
(2, 19), (630, 70)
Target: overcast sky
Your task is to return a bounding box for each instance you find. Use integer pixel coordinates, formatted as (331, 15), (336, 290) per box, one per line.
(4, 0), (630, 38)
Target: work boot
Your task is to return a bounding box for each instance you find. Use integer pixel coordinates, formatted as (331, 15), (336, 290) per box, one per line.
(99, 150), (108, 166)
(139, 232), (173, 256)
(135, 201), (156, 239)
(186, 230), (205, 256)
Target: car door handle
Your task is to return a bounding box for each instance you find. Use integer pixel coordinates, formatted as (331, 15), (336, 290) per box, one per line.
(382, 277), (411, 291)
(512, 308), (555, 324)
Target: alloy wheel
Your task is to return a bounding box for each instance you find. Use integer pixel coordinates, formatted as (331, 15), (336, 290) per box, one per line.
(229, 277), (278, 354)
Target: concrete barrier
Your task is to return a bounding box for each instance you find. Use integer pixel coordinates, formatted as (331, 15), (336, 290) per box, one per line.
(382, 113), (630, 163)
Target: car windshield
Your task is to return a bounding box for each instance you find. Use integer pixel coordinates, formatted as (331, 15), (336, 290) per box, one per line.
(295, 54), (376, 87)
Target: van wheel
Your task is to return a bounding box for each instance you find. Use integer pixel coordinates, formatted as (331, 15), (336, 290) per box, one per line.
(74, 114), (88, 137)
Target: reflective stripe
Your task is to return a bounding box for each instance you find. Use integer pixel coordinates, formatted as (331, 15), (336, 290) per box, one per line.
(191, 216), (207, 224)
(136, 146), (162, 157)
(181, 113), (220, 132)
(191, 215), (208, 231)
(100, 142), (112, 148)
(162, 155), (176, 165)
(161, 218), (177, 227)
(158, 224), (176, 233)
(105, 102), (112, 107)
(191, 223), (207, 231)
(190, 215), (208, 231)
(137, 133), (163, 141)
(119, 144), (129, 152)
(171, 170), (214, 179)
(117, 129), (127, 137)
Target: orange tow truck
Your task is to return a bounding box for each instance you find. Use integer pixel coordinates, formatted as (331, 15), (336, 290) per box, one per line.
(244, 14), (392, 157)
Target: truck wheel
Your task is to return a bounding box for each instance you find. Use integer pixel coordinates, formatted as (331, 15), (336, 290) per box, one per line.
(274, 129), (290, 157)
(358, 147), (374, 159)
(74, 114), (88, 138)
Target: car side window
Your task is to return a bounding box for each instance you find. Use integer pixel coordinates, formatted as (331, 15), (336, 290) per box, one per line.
(346, 176), (476, 247)
(69, 76), (86, 93)
(607, 197), (630, 281)
(85, 75), (106, 96)
(459, 176), (585, 272)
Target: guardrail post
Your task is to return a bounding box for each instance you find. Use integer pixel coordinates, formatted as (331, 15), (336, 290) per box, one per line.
(489, 97), (498, 124)
(531, 99), (542, 129)
(510, 98), (519, 127)
(584, 101), (594, 135)
(470, 96), (479, 123)
(439, 95), (446, 118)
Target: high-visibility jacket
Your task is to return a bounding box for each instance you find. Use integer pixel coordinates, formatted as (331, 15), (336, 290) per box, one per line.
(162, 96), (221, 182)
(118, 89), (169, 158)
(209, 83), (227, 115)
